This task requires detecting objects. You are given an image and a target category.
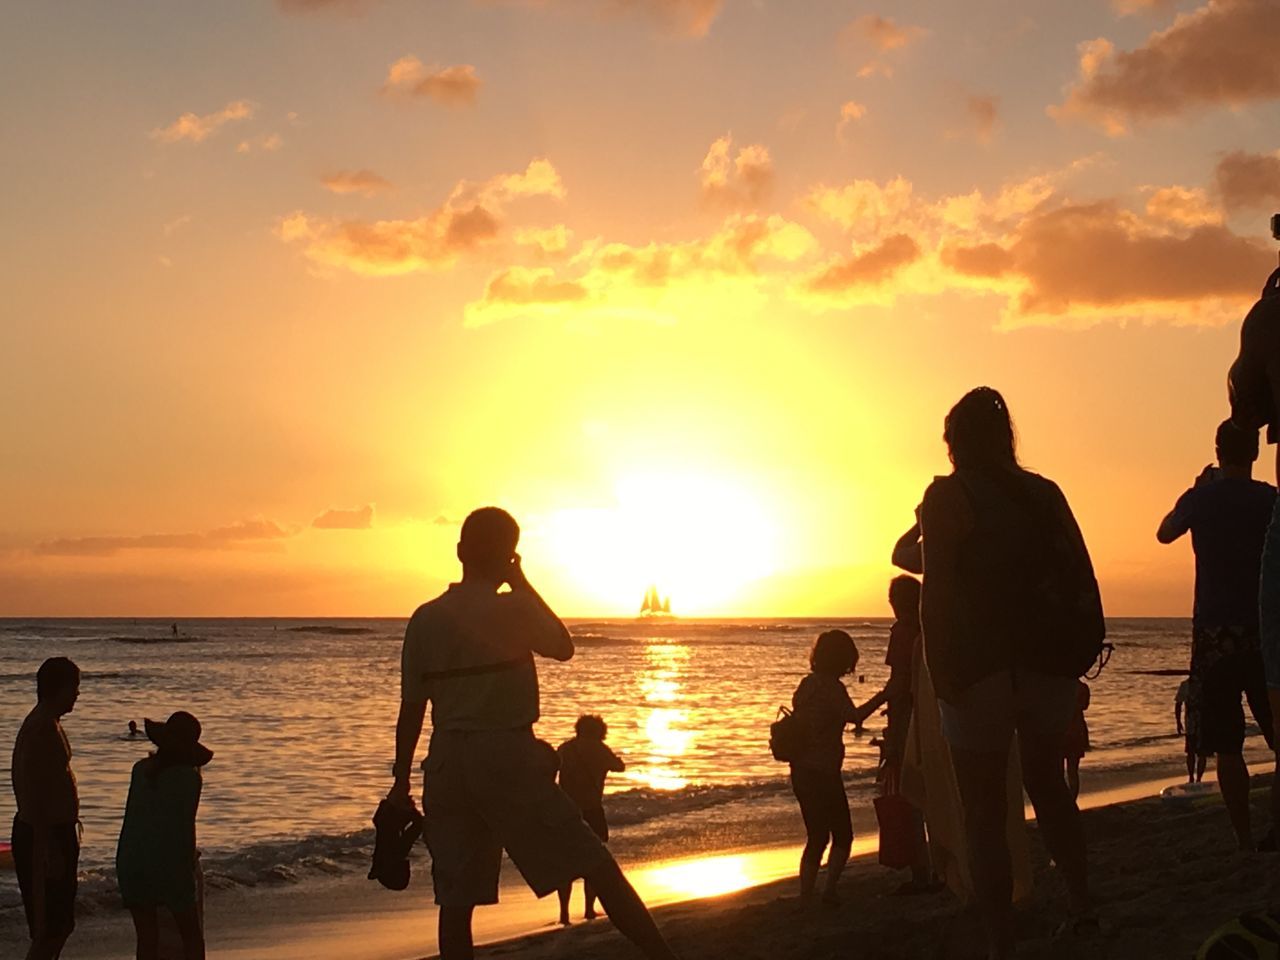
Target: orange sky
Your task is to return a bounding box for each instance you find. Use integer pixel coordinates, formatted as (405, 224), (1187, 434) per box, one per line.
(2, 0), (1280, 616)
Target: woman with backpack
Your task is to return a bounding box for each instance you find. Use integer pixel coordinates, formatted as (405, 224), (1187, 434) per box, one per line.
(116, 711), (213, 960)
(919, 387), (1102, 960)
(786, 629), (871, 906)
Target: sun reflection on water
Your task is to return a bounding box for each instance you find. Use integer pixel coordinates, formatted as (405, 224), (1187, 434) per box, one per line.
(633, 643), (693, 791)
(641, 853), (756, 900)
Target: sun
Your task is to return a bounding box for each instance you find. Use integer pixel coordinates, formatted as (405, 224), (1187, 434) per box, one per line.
(537, 470), (782, 615)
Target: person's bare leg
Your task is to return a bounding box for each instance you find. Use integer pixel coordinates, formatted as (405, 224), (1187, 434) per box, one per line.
(798, 833), (825, 901)
(822, 837), (851, 904)
(1019, 729), (1089, 915)
(129, 907), (159, 960)
(26, 935), (69, 960)
(1186, 751), (1196, 783)
(1197, 754), (1208, 782)
(438, 904), (475, 960)
(558, 883), (572, 925)
(1217, 752), (1253, 850)
(584, 878), (599, 920)
(172, 908), (205, 960)
(586, 857), (679, 960)
(950, 745), (1014, 960)
(1065, 757), (1081, 801)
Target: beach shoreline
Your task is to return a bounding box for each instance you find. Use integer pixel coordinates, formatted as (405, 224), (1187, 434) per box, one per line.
(31, 755), (1275, 960)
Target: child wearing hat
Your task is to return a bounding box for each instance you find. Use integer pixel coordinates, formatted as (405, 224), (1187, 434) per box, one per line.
(115, 711), (213, 960)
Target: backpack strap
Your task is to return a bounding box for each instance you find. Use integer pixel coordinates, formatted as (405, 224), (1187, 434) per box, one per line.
(421, 657), (528, 681)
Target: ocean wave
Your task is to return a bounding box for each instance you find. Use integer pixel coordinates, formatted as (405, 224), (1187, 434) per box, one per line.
(104, 636), (205, 645)
(283, 625), (379, 636)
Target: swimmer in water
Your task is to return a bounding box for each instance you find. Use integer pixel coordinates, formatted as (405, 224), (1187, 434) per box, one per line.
(127, 720), (140, 738)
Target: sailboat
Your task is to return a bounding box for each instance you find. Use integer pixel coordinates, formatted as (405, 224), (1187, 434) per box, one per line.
(638, 585), (674, 618)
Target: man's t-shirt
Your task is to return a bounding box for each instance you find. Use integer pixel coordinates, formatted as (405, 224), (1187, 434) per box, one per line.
(1165, 477), (1277, 630)
(400, 581), (571, 732)
(11, 706), (78, 825)
(556, 736), (624, 811)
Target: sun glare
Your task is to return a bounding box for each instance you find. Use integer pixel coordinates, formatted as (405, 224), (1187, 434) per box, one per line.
(540, 470), (781, 614)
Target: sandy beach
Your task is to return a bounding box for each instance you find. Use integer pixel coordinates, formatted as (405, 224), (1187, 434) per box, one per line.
(481, 775), (1280, 960)
(40, 758), (1277, 960)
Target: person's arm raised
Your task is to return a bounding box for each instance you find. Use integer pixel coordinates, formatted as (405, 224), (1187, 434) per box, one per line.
(891, 519), (923, 574)
(504, 555), (574, 661)
(1157, 486), (1199, 545)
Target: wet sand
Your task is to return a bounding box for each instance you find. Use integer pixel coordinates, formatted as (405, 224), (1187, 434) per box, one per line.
(48, 758), (1278, 959)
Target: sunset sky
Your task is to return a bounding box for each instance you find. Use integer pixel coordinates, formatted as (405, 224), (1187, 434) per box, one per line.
(3, 0), (1280, 617)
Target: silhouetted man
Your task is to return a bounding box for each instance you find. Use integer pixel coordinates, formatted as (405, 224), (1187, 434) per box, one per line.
(1229, 264), (1280, 847)
(11, 657), (81, 960)
(389, 507), (678, 960)
(1158, 420), (1276, 849)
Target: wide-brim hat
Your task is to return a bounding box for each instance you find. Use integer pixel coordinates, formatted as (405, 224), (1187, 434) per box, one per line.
(145, 711), (213, 767)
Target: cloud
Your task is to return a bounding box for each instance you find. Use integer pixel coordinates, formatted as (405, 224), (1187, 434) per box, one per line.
(162, 215), (192, 236)
(806, 176), (918, 241)
(1053, 0), (1280, 133)
(943, 201), (1274, 323)
(312, 504), (375, 529)
(514, 224), (573, 257)
(278, 158), (564, 276)
(1144, 185), (1223, 227)
(836, 100), (867, 141)
(490, 0), (723, 37)
(151, 100), (254, 144)
(842, 14), (924, 77)
(1214, 149), (1280, 211)
(381, 57), (481, 105)
(1112, 0), (1174, 13)
(236, 133), (284, 154)
(321, 170), (394, 196)
(699, 134), (774, 208)
(966, 95), (1000, 143)
(465, 214), (816, 325)
(35, 519), (291, 556)
(847, 14), (924, 51)
(804, 234), (922, 295)
(482, 267), (589, 305)
(278, 0), (374, 10)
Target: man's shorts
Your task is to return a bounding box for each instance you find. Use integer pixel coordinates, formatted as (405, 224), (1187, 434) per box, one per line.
(422, 727), (610, 907)
(938, 669), (1077, 754)
(12, 816), (79, 943)
(1190, 626), (1275, 755)
(1261, 497), (1280, 691)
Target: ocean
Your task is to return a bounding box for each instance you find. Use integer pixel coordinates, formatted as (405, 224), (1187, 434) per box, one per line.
(0, 617), (1247, 920)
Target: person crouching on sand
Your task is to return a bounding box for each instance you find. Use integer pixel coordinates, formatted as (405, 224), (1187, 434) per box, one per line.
(788, 629), (873, 906)
(557, 714), (626, 925)
(116, 711), (212, 960)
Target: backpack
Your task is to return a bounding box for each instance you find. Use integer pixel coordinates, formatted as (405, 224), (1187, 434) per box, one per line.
(1016, 476), (1108, 679)
(769, 706), (802, 763)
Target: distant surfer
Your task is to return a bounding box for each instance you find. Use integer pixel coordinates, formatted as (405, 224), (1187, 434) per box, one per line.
(171, 623), (178, 637)
(127, 721), (141, 740)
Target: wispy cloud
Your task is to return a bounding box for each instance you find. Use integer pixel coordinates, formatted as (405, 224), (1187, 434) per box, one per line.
(804, 233), (922, 295)
(381, 57), (481, 105)
(966, 95), (1000, 143)
(279, 158), (564, 276)
(836, 100), (867, 141)
(842, 14), (924, 78)
(35, 519), (291, 556)
(489, 0), (724, 37)
(236, 133), (283, 154)
(151, 100), (255, 144)
(321, 170), (394, 196)
(312, 505), (375, 529)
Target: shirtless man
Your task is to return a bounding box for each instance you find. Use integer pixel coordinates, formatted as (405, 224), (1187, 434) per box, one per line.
(1227, 255), (1280, 847)
(11, 657), (81, 960)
